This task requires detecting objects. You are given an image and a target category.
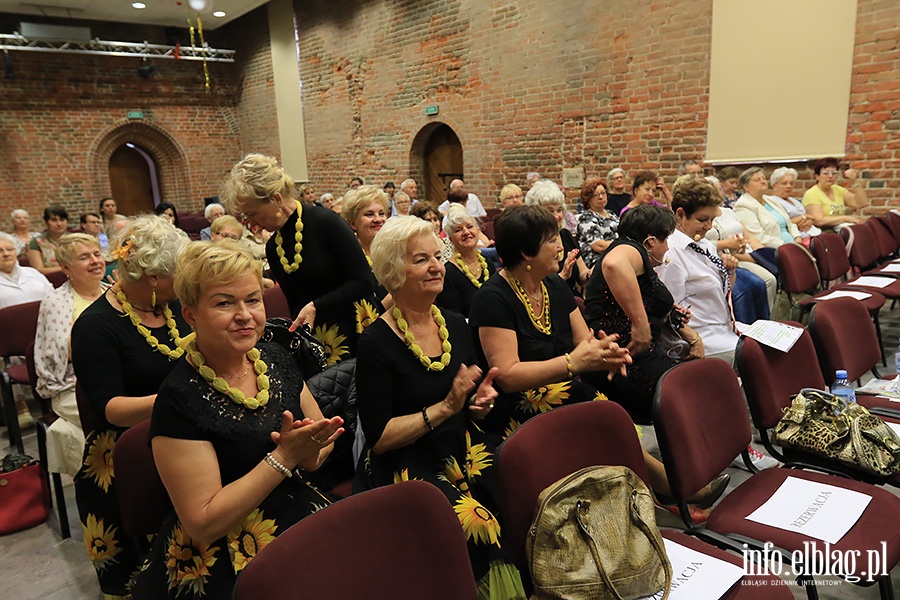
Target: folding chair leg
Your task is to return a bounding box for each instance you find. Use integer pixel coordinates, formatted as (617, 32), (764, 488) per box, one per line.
(880, 576), (895, 600)
(1, 376), (24, 454)
(874, 311), (887, 367)
(52, 472), (70, 539)
(798, 574), (818, 599)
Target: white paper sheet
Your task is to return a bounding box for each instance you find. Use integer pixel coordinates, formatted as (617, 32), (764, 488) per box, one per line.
(886, 422), (900, 438)
(878, 263), (900, 273)
(817, 290), (873, 301)
(638, 538), (745, 600)
(741, 320), (804, 352)
(745, 476), (871, 544)
(851, 276), (895, 289)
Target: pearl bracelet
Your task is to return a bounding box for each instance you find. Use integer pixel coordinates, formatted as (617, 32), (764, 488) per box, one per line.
(264, 452), (293, 478)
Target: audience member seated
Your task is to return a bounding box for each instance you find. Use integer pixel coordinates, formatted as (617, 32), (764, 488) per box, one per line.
(679, 159), (704, 178)
(768, 167), (821, 239)
(442, 187), (493, 247)
(717, 166), (741, 208)
(524, 171), (542, 188)
(391, 191), (412, 217)
(582, 205), (701, 422)
(99, 197), (128, 238)
(222, 154), (375, 362)
(297, 182), (317, 205)
(734, 167), (801, 248)
(0, 232), (52, 310)
(436, 206), (496, 317)
(356, 216), (526, 599)
(318, 193), (335, 210)
(199, 202), (226, 241)
(498, 183), (524, 210)
(9, 208), (37, 259)
(154, 201), (181, 229)
(439, 178), (487, 218)
(576, 177), (619, 269)
(27, 204), (69, 275)
(131, 241), (343, 600)
(525, 180), (589, 295)
(79, 212), (109, 254)
(802, 157), (868, 229)
(34, 233), (107, 477)
(619, 170), (669, 216)
(411, 201), (453, 262)
(209, 215), (244, 242)
(606, 167), (632, 216)
(71, 215), (190, 598)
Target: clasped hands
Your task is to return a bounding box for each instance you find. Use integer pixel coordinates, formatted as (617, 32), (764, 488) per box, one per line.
(271, 410), (344, 472)
(445, 364), (499, 419)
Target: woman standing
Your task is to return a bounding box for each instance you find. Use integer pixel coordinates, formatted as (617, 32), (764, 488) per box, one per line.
(436, 206), (495, 317)
(576, 177), (619, 269)
(9, 209), (37, 259)
(357, 216), (526, 599)
(27, 205), (69, 275)
(802, 157), (867, 228)
(222, 154), (375, 365)
(71, 215), (190, 598)
(342, 184), (392, 314)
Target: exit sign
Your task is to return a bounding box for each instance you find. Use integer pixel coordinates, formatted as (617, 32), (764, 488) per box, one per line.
(425, 105), (439, 116)
(127, 111), (144, 119)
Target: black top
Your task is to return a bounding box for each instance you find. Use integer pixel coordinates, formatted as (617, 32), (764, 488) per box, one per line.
(607, 192), (633, 217)
(72, 294), (190, 430)
(266, 204), (375, 318)
(436, 253), (495, 319)
(150, 342), (304, 485)
(558, 228), (583, 294)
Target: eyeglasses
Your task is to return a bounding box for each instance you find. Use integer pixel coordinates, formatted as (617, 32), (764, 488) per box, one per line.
(820, 170), (840, 177)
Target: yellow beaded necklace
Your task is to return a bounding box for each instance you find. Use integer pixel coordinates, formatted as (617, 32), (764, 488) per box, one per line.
(453, 251), (489, 288)
(509, 273), (552, 335)
(275, 200), (304, 273)
(186, 338), (271, 410)
(392, 305), (452, 372)
(116, 289), (185, 360)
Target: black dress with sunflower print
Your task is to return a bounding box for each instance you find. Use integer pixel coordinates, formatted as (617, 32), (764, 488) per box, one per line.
(131, 342), (331, 600)
(356, 312), (527, 600)
(468, 273), (603, 446)
(71, 295), (191, 598)
(266, 204), (377, 366)
(435, 252), (496, 318)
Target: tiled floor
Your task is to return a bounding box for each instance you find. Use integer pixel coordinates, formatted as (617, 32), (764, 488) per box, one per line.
(3, 295), (900, 599)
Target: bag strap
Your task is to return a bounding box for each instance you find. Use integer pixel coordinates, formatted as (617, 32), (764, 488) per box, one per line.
(575, 496), (672, 600)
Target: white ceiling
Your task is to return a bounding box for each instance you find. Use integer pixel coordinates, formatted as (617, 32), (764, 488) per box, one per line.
(0, 0), (269, 30)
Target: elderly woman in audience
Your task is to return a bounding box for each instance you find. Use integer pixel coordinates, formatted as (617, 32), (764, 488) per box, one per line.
(70, 215), (189, 598)
(802, 157), (868, 228)
(718, 166), (741, 208)
(606, 167), (632, 216)
(27, 204), (69, 275)
(498, 183), (524, 209)
(319, 193), (335, 210)
(99, 197), (128, 237)
(199, 202), (227, 241)
(768, 167), (820, 239)
(576, 177), (619, 269)
(34, 234), (107, 478)
(210, 215), (244, 242)
(0, 232), (52, 310)
(297, 183), (317, 205)
(356, 216), (526, 599)
(525, 180), (589, 294)
(391, 191), (412, 217)
(436, 205), (496, 317)
(154, 201), (181, 228)
(10, 209), (37, 259)
(620, 170), (669, 215)
(583, 206), (701, 422)
(132, 241), (343, 600)
(734, 167), (802, 249)
(223, 154), (375, 364)
(411, 201), (453, 262)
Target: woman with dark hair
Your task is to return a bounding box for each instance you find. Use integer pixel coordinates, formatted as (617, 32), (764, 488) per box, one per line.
(801, 157), (867, 228)
(154, 201), (181, 228)
(99, 197), (128, 237)
(576, 177), (619, 269)
(619, 170), (669, 216)
(27, 204), (69, 275)
(718, 166), (741, 208)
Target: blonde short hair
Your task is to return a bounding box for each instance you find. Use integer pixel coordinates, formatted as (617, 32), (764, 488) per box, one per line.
(174, 240), (263, 309)
(443, 204), (477, 237)
(56, 233), (101, 265)
(499, 183), (523, 205)
(342, 185), (389, 227)
(525, 180), (567, 212)
(671, 174), (693, 194)
(210, 215), (245, 237)
(221, 154), (295, 213)
(371, 216), (440, 293)
(113, 215), (188, 282)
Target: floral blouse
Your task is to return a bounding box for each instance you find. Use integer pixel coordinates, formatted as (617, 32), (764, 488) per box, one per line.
(576, 210), (619, 269)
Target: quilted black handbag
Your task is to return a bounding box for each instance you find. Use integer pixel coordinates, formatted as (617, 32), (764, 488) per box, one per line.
(303, 359), (358, 491)
(261, 318), (328, 380)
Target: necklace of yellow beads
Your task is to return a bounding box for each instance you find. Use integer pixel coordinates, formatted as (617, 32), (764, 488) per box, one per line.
(392, 305), (452, 371)
(186, 337), (271, 409)
(275, 200), (304, 274)
(453, 250), (488, 288)
(509, 273), (552, 335)
(116, 289), (185, 360)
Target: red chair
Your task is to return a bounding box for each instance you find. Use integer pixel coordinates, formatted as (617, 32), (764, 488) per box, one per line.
(233, 481), (478, 600)
(498, 401), (792, 598)
(263, 284), (292, 320)
(0, 300), (42, 453)
(481, 219), (495, 241)
(654, 358), (900, 598)
(868, 217), (899, 261)
(43, 271), (67, 288)
(882, 211), (900, 246)
(841, 224), (900, 278)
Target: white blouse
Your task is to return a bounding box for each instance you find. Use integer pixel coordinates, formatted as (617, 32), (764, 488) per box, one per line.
(0, 264), (53, 310)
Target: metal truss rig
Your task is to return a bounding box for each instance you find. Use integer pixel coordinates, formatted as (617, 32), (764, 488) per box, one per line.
(0, 32), (235, 62)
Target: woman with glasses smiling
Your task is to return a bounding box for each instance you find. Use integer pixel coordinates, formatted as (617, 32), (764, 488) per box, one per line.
(801, 157), (868, 228)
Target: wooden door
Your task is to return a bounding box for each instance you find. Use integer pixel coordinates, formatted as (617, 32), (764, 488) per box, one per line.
(423, 125), (463, 204)
(108, 145), (155, 216)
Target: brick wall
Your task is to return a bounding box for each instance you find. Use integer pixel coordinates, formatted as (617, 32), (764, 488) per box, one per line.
(294, 0), (900, 210)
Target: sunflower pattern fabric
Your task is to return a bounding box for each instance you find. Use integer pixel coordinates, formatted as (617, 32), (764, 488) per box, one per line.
(131, 343), (332, 599)
(357, 311), (526, 599)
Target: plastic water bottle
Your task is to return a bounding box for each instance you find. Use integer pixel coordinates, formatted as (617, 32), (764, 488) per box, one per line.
(831, 370), (856, 404)
(895, 337), (900, 377)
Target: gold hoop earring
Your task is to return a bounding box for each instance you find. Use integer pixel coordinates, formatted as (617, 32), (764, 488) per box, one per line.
(151, 289), (157, 308)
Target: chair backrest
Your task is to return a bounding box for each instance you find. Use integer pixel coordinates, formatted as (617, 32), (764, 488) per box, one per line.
(233, 481), (478, 600)
(842, 224), (880, 271)
(498, 402), (649, 576)
(112, 419), (173, 538)
(808, 296), (880, 384)
(869, 217), (899, 259)
(735, 323), (826, 431)
(0, 300), (41, 358)
(883, 212), (900, 245)
(263, 284), (292, 320)
(774, 243), (820, 295)
(810, 232), (852, 283)
(44, 271), (68, 288)
(653, 359), (750, 501)
(481, 219), (495, 241)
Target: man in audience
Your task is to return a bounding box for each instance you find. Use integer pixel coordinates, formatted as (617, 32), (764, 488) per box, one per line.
(679, 159), (704, 178)
(438, 178), (486, 218)
(383, 181), (396, 202)
(394, 178), (419, 215)
(199, 203), (226, 241)
(80, 213), (108, 253)
(606, 167), (632, 216)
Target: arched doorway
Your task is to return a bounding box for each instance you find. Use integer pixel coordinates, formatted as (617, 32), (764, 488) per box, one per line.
(108, 143), (160, 215)
(422, 124), (463, 204)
